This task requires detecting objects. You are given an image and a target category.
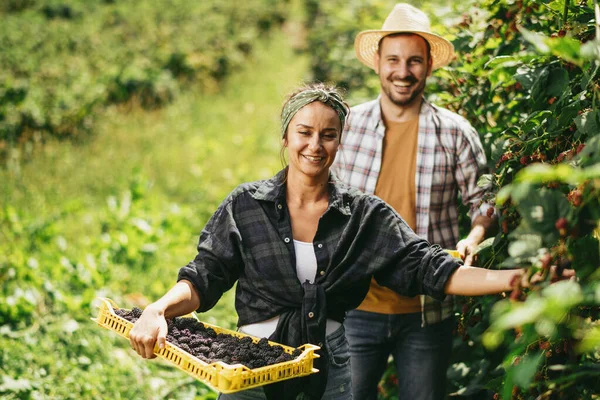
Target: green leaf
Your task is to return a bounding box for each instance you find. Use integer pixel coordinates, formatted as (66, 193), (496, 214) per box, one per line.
(541, 280), (583, 309)
(496, 184), (513, 205)
(492, 298), (546, 331)
(515, 164), (577, 184)
(522, 110), (552, 133)
(580, 39), (600, 62)
(515, 65), (536, 90)
(519, 27), (587, 66)
(509, 182), (534, 203)
(547, 37), (583, 66)
(576, 326), (600, 353)
(574, 110), (600, 137)
(484, 55), (523, 69)
(512, 351), (544, 389)
(508, 233), (542, 259)
(482, 330), (505, 350)
(516, 187), (573, 246)
(557, 99), (584, 127)
(580, 63), (600, 89)
(477, 173), (493, 188)
(546, 68), (569, 97)
(519, 27), (550, 54)
(530, 67), (550, 103)
(571, 236), (600, 279)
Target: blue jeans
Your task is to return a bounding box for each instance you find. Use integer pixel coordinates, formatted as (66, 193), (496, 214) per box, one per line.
(344, 310), (454, 400)
(217, 325), (352, 399)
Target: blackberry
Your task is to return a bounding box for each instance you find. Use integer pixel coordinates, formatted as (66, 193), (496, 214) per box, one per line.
(249, 359), (267, 369)
(257, 338), (270, 349)
(269, 345), (284, 357)
(115, 308), (129, 318)
(179, 343), (191, 354)
(215, 348), (228, 358)
(178, 335), (191, 344)
(275, 353), (292, 363)
(130, 307), (143, 319)
(194, 345), (211, 356)
(177, 317), (201, 331)
(180, 328), (191, 337)
(205, 328), (217, 338)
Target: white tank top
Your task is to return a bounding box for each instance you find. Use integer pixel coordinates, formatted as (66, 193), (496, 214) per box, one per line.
(239, 240), (341, 338)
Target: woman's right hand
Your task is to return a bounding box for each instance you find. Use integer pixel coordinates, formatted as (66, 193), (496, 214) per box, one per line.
(129, 304), (168, 359)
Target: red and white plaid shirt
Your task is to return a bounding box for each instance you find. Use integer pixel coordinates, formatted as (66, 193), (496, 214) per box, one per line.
(332, 97), (491, 324)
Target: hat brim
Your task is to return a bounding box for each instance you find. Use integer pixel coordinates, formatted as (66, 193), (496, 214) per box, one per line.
(355, 30), (455, 70)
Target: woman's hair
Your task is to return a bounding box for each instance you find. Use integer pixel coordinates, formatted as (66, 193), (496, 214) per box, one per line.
(279, 82), (349, 167)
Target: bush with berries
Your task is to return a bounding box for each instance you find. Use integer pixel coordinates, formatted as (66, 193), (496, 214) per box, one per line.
(303, 0), (599, 398)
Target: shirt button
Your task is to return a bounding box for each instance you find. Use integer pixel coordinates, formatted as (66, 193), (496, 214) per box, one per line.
(308, 312), (314, 319)
(319, 270), (325, 276)
(277, 204), (282, 209)
(318, 342), (323, 347)
(284, 237), (290, 243)
(317, 243), (323, 248)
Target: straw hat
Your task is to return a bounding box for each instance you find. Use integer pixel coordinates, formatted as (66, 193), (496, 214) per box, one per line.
(355, 3), (455, 70)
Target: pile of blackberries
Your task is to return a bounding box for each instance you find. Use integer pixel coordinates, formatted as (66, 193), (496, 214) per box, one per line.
(115, 307), (303, 369)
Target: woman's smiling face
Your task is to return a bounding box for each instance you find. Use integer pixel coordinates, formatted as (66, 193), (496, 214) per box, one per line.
(283, 101), (341, 180)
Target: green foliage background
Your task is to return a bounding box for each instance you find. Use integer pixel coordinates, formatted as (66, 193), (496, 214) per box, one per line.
(0, 1), (304, 398)
(1, 0), (599, 399)
(0, 0), (287, 165)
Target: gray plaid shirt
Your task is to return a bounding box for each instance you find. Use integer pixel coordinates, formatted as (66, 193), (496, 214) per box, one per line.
(178, 168), (460, 343)
(332, 97), (490, 325)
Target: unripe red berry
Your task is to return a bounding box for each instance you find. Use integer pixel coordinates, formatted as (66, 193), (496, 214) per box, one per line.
(555, 217), (568, 236)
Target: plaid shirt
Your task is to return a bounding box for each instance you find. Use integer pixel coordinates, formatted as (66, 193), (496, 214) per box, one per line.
(332, 97), (489, 325)
(178, 168), (460, 398)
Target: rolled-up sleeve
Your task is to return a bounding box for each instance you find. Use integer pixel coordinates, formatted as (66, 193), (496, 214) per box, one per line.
(367, 200), (461, 299)
(178, 198), (243, 312)
(454, 121), (494, 221)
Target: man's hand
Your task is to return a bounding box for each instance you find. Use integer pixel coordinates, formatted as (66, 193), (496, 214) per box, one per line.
(456, 238), (479, 266)
(457, 215), (496, 266)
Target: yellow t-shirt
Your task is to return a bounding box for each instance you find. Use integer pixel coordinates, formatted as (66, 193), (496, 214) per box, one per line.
(357, 117), (421, 314)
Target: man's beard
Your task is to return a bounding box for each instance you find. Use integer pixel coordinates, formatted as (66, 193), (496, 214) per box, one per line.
(382, 76), (426, 107)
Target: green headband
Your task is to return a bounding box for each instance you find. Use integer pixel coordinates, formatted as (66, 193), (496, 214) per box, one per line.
(281, 89), (349, 138)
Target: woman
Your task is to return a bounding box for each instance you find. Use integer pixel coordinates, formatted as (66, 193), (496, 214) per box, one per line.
(129, 83), (565, 399)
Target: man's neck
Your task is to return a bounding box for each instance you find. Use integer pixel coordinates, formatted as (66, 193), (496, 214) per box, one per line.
(379, 94), (423, 123)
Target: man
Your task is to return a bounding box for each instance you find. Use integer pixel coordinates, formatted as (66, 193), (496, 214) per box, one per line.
(331, 3), (496, 400)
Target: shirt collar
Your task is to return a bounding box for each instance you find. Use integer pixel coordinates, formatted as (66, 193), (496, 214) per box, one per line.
(252, 168), (352, 217)
(373, 95), (434, 124)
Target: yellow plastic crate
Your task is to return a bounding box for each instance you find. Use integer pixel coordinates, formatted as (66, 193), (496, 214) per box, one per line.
(92, 298), (320, 394)
(445, 249), (462, 259)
